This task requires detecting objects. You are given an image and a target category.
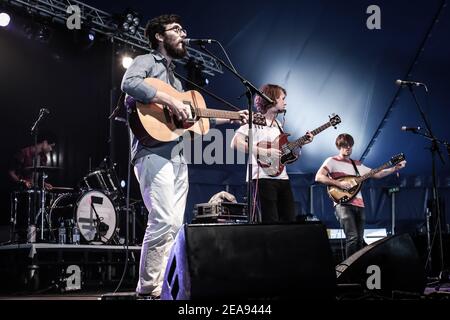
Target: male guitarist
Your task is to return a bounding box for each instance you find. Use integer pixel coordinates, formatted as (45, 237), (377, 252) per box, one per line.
(231, 84), (313, 223)
(121, 14), (248, 299)
(315, 133), (406, 258)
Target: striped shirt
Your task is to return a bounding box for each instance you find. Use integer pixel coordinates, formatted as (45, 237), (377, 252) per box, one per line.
(319, 156), (372, 207)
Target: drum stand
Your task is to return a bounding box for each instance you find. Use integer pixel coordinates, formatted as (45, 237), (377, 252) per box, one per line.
(8, 193), (18, 244)
(35, 171), (50, 242)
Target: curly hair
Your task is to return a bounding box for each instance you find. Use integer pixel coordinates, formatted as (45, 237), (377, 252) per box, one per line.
(144, 14), (182, 49)
(254, 84), (286, 114)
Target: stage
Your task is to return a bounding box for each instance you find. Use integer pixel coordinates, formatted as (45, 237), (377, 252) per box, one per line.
(0, 243), (141, 295)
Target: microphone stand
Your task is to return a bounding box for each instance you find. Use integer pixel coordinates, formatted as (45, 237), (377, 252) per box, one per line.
(405, 85), (448, 282)
(198, 44), (273, 223)
(30, 109), (47, 242)
(110, 96), (134, 294)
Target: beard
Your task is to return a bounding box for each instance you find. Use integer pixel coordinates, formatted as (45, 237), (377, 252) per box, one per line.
(164, 37), (187, 59)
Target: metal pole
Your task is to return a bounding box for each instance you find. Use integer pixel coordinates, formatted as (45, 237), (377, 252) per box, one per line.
(40, 173), (47, 241)
(426, 206), (433, 273)
(391, 192), (395, 235)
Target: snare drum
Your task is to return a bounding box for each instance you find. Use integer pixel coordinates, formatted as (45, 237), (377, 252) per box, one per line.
(49, 190), (118, 244)
(80, 168), (122, 199)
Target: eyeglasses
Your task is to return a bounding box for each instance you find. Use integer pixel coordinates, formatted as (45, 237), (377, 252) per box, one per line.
(164, 26), (187, 35)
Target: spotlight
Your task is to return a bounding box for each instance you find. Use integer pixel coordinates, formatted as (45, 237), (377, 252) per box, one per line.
(0, 12), (11, 27)
(88, 30), (95, 41)
(122, 56), (133, 69)
(118, 9), (141, 36)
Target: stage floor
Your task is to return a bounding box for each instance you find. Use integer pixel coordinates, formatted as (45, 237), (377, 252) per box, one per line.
(0, 242), (142, 295)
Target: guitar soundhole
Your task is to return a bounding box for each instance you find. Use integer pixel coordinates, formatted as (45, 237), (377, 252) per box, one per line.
(162, 106), (184, 128)
(173, 117), (184, 128)
(163, 106), (172, 123)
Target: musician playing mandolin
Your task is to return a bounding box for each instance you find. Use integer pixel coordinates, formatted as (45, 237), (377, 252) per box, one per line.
(121, 14), (248, 299)
(315, 133), (406, 258)
(231, 84), (313, 223)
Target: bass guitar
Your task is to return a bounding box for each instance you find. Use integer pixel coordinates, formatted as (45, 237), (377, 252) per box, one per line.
(257, 114), (341, 177)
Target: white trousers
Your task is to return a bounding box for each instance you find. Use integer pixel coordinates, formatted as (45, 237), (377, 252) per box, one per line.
(134, 154), (188, 296)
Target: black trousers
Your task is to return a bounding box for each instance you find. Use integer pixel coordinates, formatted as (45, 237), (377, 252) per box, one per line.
(255, 179), (296, 223)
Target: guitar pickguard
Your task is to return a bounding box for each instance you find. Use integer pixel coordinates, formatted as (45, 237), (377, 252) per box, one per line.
(281, 152), (298, 165)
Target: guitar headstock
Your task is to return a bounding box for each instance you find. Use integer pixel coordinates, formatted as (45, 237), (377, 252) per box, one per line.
(253, 113), (267, 126)
(328, 114), (341, 128)
(389, 153), (406, 166)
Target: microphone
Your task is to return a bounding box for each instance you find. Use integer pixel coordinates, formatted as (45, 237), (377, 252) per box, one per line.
(40, 108), (50, 114)
(401, 126), (421, 132)
(395, 79), (424, 87)
(183, 38), (215, 46)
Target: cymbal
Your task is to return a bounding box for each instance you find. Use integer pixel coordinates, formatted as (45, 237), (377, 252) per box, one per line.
(25, 166), (62, 171)
(51, 186), (75, 191)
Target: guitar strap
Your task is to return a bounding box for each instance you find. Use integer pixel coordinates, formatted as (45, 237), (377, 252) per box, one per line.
(167, 68), (177, 87)
(274, 119), (284, 133)
(350, 159), (360, 177)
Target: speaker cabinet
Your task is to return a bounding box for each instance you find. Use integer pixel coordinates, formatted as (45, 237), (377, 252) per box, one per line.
(162, 222), (336, 300)
(336, 233), (425, 296)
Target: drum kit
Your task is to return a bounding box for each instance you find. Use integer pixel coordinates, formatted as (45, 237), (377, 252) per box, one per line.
(10, 163), (128, 245)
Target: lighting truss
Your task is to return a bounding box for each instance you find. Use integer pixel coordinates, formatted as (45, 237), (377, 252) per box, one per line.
(6, 0), (223, 75)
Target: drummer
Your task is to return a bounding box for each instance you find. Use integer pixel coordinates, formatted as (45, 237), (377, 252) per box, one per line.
(8, 132), (56, 190)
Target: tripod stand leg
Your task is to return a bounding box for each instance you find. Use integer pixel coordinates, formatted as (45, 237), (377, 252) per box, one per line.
(10, 193), (17, 243)
(424, 207), (433, 273)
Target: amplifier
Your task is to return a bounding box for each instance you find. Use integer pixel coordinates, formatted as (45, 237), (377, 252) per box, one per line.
(192, 202), (248, 223)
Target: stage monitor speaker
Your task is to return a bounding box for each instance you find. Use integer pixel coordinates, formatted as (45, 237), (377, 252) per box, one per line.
(161, 222), (336, 300)
(336, 233), (425, 296)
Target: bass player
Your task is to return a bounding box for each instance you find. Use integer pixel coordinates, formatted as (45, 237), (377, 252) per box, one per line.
(231, 83), (313, 223)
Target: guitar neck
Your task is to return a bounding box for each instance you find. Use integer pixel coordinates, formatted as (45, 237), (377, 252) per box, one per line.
(355, 162), (391, 183)
(196, 108), (241, 120)
(286, 122), (333, 150)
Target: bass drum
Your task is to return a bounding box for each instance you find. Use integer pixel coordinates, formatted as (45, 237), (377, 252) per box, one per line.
(49, 190), (118, 244)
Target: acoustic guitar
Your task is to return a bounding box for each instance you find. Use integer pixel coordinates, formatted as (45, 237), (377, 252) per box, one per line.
(127, 78), (266, 145)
